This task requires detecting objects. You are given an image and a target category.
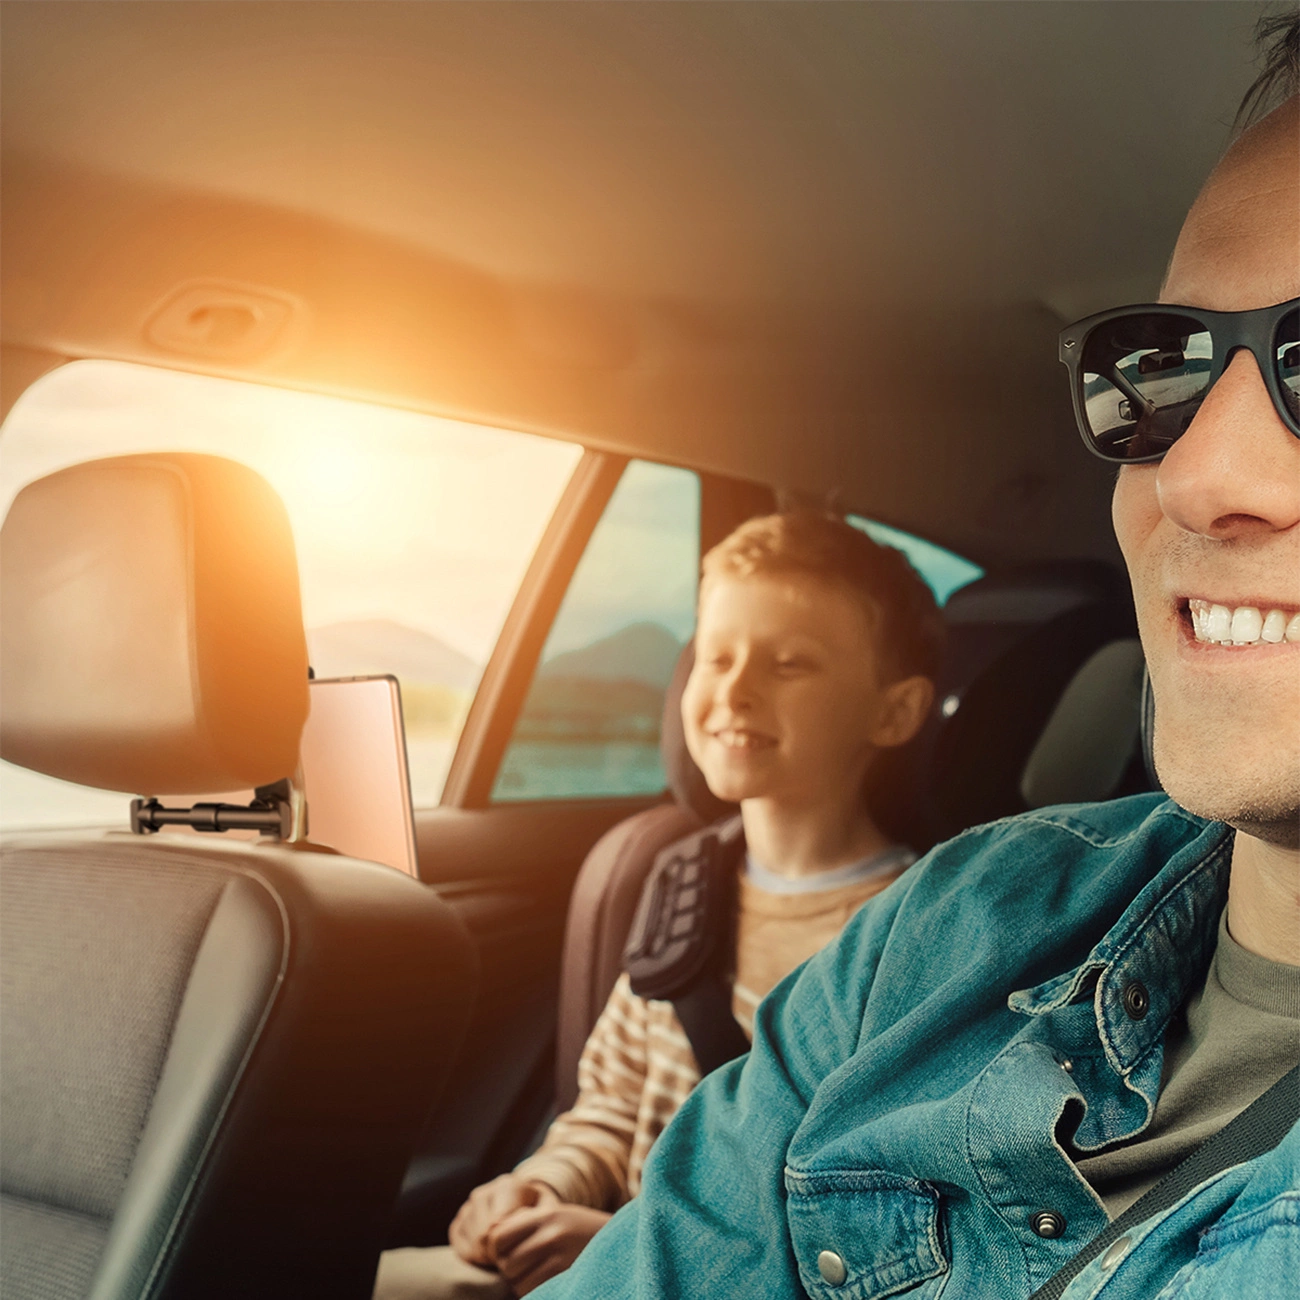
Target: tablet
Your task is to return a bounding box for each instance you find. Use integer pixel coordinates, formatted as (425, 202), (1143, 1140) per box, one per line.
(298, 675), (419, 877)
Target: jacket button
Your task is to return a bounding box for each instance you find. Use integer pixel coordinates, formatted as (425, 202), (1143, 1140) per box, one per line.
(1122, 981), (1150, 1020)
(1031, 1210), (1066, 1238)
(1101, 1234), (1132, 1270)
(817, 1250), (848, 1285)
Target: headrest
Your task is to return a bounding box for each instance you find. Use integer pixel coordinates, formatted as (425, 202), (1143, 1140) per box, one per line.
(922, 560), (1136, 843)
(659, 641), (736, 826)
(1019, 639), (1146, 808)
(1, 453), (309, 795)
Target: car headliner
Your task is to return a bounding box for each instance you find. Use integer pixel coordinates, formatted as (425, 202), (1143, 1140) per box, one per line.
(0, 1), (1269, 566)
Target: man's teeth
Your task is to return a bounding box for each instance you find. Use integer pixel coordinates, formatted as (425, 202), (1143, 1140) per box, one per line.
(1188, 599), (1300, 646)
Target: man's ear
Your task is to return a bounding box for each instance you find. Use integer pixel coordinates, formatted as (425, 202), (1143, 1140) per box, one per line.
(869, 675), (934, 749)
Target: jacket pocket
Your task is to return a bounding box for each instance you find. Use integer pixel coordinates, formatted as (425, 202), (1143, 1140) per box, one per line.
(784, 1167), (948, 1300)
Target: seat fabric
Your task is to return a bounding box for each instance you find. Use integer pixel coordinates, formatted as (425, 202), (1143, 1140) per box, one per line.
(1, 836), (476, 1300)
(554, 804), (703, 1111)
(1, 852), (229, 1300)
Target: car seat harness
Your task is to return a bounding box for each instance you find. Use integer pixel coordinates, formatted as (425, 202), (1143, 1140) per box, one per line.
(625, 819), (751, 1077)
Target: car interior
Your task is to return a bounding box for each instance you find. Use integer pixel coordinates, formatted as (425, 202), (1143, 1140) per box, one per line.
(0, 3), (1274, 1297)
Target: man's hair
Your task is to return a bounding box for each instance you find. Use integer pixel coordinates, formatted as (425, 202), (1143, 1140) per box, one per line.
(1236, 7), (1299, 128)
(700, 511), (945, 683)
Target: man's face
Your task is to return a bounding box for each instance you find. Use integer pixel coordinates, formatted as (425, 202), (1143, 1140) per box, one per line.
(682, 572), (906, 809)
(1111, 98), (1300, 845)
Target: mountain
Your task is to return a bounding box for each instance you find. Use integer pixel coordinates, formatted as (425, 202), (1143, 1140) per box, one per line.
(306, 619), (481, 691)
(538, 621), (682, 689)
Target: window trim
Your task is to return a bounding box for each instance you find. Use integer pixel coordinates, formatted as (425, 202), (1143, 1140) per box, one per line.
(441, 449), (628, 809)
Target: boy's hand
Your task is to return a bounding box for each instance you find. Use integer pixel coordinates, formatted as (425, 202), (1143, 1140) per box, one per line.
(487, 1204), (613, 1295)
(447, 1174), (560, 1267)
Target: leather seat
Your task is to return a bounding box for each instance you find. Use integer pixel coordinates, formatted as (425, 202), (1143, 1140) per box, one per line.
(553, 560), (1147, 1105)
(0, 453), (478, 1300)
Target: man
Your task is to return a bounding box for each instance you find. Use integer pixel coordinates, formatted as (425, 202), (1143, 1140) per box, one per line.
(532, 18), (1299, 1299)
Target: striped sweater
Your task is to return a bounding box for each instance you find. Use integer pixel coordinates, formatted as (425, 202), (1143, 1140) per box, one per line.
(513, 859), (906, 1209)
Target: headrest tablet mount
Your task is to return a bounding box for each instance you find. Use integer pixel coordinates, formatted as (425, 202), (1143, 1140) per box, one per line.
(130, 778), (306, 839)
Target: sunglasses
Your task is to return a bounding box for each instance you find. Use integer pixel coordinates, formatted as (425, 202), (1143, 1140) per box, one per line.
(1058, 296), (1300, 464)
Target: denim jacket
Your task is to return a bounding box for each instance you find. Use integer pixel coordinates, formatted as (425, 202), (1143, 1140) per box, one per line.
(535, 795), (1299, 1299)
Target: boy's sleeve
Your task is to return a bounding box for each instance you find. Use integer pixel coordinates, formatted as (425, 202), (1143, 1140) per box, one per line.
(512, 973), (652, 1210)
(531, 888), (900, 1299)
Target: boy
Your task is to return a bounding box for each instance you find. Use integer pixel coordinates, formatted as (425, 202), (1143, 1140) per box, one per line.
(374, 511), (942, 1298)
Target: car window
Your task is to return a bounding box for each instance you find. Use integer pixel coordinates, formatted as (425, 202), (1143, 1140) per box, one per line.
(492, 459), (700, 802)
(0, 360), (582, 830)
(848, 515), (984, 605)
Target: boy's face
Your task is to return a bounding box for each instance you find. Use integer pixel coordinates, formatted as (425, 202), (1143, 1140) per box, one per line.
(682, 572), (917, 808)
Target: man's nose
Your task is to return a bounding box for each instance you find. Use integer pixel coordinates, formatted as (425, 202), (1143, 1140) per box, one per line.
(1155, 349), (1300, 539)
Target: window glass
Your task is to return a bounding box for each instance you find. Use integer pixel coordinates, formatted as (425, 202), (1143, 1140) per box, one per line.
(0, 360), (581, 830)
(493, 460), (700, 801)
(847, 516), (983, 605)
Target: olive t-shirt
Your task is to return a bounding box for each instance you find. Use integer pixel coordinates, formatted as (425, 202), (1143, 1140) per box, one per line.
(1076, 907), (1300, 1218)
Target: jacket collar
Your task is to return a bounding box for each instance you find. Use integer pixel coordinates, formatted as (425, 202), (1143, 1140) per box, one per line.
(1008, 814), (1233, 1078)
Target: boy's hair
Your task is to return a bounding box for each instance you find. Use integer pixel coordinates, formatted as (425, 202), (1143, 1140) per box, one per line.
(701, 511), (945, 683)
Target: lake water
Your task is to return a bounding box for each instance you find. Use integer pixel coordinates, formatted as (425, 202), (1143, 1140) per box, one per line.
(492, 741), (665, 801)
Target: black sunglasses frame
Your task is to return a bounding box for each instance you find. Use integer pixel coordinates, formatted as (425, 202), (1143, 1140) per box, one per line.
(1058, 296), (1300, 464)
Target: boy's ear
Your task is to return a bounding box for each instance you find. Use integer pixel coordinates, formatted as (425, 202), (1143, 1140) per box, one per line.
(868, 675), (934, 749)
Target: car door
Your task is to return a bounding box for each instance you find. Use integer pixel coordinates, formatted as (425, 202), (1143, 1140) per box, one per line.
(393, 451), (774, 1243)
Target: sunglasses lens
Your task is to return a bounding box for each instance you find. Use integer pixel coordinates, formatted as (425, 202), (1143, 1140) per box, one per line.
(1275, 308), (1300, 425)
(1079, 313), (1211, 460)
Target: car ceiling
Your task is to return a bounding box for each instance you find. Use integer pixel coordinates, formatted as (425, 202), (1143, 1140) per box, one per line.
(0, 1), (1269, 566)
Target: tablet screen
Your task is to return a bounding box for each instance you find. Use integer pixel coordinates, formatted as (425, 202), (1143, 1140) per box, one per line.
(298, 675), (419, 877)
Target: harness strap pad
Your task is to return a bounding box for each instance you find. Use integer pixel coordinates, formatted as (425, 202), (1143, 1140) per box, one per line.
(625, 816), (744, 1002)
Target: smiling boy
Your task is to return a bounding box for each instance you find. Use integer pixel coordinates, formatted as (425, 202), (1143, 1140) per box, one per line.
(374, 513), (942, 1299)
(532, 18), (1300, 1300)
(682, 513), (938, 891)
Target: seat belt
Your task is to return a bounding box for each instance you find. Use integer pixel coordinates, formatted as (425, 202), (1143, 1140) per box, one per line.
(1028, 1062), (1300, 1300)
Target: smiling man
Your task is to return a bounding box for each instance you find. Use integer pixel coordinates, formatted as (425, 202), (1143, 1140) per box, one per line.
(1113, 94), (1300, 970)
(534, 17), (1299, 1300)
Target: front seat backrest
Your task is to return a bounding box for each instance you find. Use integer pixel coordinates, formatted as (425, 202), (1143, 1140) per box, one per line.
(0, 453), (477, 1300)
(1019, 638), (1147, 808)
